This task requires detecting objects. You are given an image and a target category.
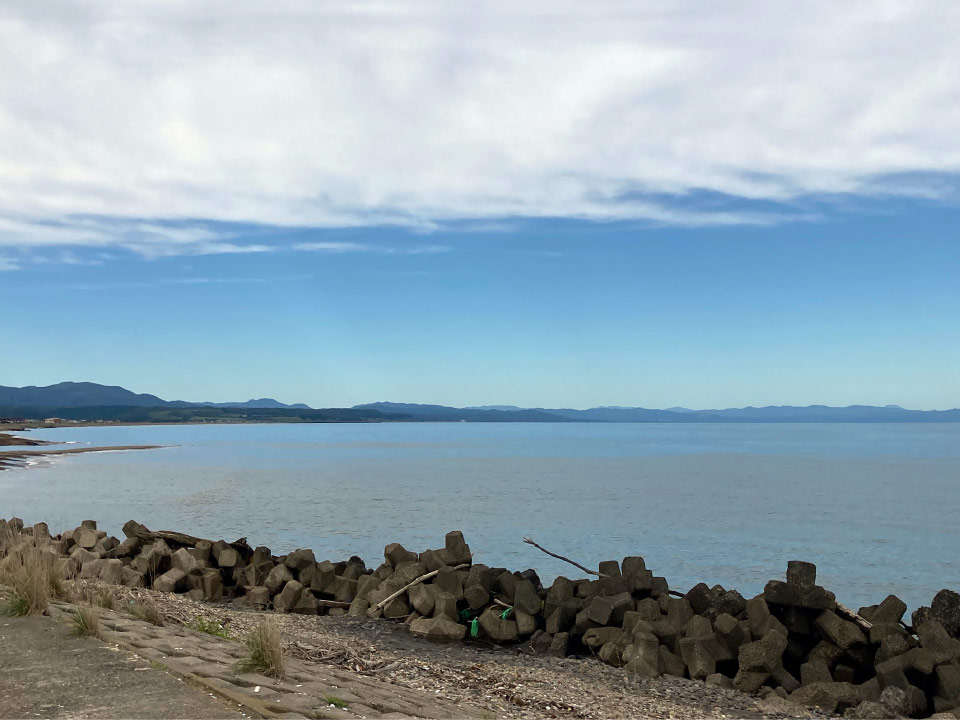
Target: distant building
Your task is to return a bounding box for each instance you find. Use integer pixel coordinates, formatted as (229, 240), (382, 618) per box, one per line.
(44, 417), (68, 424)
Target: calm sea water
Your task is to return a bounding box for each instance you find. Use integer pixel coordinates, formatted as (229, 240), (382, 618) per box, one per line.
(3, 422), (958, 611)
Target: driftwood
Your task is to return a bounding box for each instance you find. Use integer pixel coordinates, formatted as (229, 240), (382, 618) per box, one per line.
(492, 598), (512, 610)
(128, 527), (209, 547)
(371, 563), (470, 612)
(836, 602), (873, 631)
(522, 537), (607, 577)
(316, 599), (352, 609)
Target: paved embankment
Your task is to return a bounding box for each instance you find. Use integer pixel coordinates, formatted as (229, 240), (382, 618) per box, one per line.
(0, 614), (244, 719)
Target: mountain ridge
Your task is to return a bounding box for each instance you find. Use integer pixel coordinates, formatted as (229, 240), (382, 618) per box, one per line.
(3, 383), (960, 422)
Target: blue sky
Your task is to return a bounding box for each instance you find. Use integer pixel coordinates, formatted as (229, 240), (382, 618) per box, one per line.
(1, 2), (959, 409)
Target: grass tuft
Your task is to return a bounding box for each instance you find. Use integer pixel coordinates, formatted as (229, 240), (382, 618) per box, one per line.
(70, 606), (100, 638)
(238, 620), (284, 679)
(187, 615), (232, 639)
(128, 597), (163, 626)
(324, 695), (349, 708)
(0, 529), (63, 616)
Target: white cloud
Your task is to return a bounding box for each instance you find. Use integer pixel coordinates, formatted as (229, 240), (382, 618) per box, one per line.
(0, 256), (19, 271)
(0, 0), (958, 255)
(293, 242), (450, 254)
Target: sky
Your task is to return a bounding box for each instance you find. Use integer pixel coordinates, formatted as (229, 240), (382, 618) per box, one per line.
(1, 0), (959, 409)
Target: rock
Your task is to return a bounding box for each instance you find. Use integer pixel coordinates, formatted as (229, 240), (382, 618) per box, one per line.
(464, 584), (490, 611)
(790, 682), (861, 714)
(191, 540), (213, 564)
(931, 590), (960, 638)
(872, 621), (911, 645)
(586, 592), (634, 627)
(738, 629), (788, 673)
(121, 519), (148, 538)
(917, 621), (960, 664)
(878, 686), (911, 717)
(772, 664), (801, 693)
(444, 531), (472, 565)
(544, 576), (575, 616)
(435, 566), (463, 601)
(109, 537), (142, 559)
(734, 670), (769, 694)
(274, 580), (304, 613)
(513, 579), (542, 616)
(935, 663), (960, 704)
(239, 586), (270, 608)
(122, 567), (145, 588)
(583, 627), (628, 649)
(546, 601), (578, 635)
(706, 673), (733, 688)
(384, 543), (418, 567)
(478, 607), (519, 644)
(497, 571), (518, 599)
(844, 700), (890, 718)
(764, 580), (835, 611)
(598, 560), (621, 577)
(547, 632), (569, 658)
(802, 657), (834, 685)
(815, 610), (867, 649)
(215, 546), (239, 569)
(264, 563), (294, 595)
(291, 591), (319, 615)
(623, 632), (661, 678)
(77, 528), (99, 550)
(170, 548), (200, 574)
(679, 637), (716, 680)
(99, 559), (124, 585)
(199, 569), (223, 601)
(153, 568), (187, 593)
(512, 608), (536, 637)
(787, 560), (817, 588)
(333, 576), (358, 603)
(874, 594), (908, 623)
(410, 616), (467, 643)
(408, 583), (436, 616)
(715, 613), (747, 654)
(284, 548), (316, 571)
(433, 592), (457, 621)
(79, 558), (105, 579)
(383, 593), (410, 620)
(243, 561), (275, 587)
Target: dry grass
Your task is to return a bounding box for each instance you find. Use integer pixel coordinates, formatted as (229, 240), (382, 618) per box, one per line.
(69, 581), (116, 610)
(70, 605), (100, 638)
(0, 529), (63, 616)
(127, 596), (163, 626)
(239, 620), (285, 679)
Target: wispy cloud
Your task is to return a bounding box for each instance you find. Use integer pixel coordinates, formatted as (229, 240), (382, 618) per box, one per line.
(0, 0), (958, 255)
(0, 256), (20, 271)
(293, 242), (451, 255)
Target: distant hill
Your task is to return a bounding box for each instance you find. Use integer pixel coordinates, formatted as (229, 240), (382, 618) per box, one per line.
(353, 402), (576, 422)
(355, 402), (960, 423)
(0, 382), (168, 408)
(4, 383), (958, 423)
(0, 382), (311, 410)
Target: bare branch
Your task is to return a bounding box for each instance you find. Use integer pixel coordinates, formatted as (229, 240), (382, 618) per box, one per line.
(522, 537), (605, 577)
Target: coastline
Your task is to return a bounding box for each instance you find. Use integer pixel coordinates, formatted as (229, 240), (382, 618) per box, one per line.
(0, 444), (163, 471)
(2, 516), (956, 718)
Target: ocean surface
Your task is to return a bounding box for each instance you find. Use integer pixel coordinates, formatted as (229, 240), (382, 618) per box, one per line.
(3, 422), (958, 611)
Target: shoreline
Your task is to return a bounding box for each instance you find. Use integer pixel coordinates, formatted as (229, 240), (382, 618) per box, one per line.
(0, 444), (163, 470)
(3, 516), (957, 718)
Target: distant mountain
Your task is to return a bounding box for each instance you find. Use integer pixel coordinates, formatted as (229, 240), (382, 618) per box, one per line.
(179, 398), (313, 410)
(353, 402), (575, 422)
(355, 402), (960, 423)
(0, 382), (312, 410)
(0, 382), (168, 408)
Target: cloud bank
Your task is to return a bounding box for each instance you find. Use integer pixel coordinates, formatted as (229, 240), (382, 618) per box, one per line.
(1, 0), (959, 256)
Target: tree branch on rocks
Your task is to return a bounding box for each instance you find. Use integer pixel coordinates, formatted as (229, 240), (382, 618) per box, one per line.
(522, 537), (607, 577)
(372, 563), (470, 612)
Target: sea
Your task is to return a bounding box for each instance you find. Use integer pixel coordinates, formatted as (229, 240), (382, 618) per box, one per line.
(2, 422), (958, 611)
